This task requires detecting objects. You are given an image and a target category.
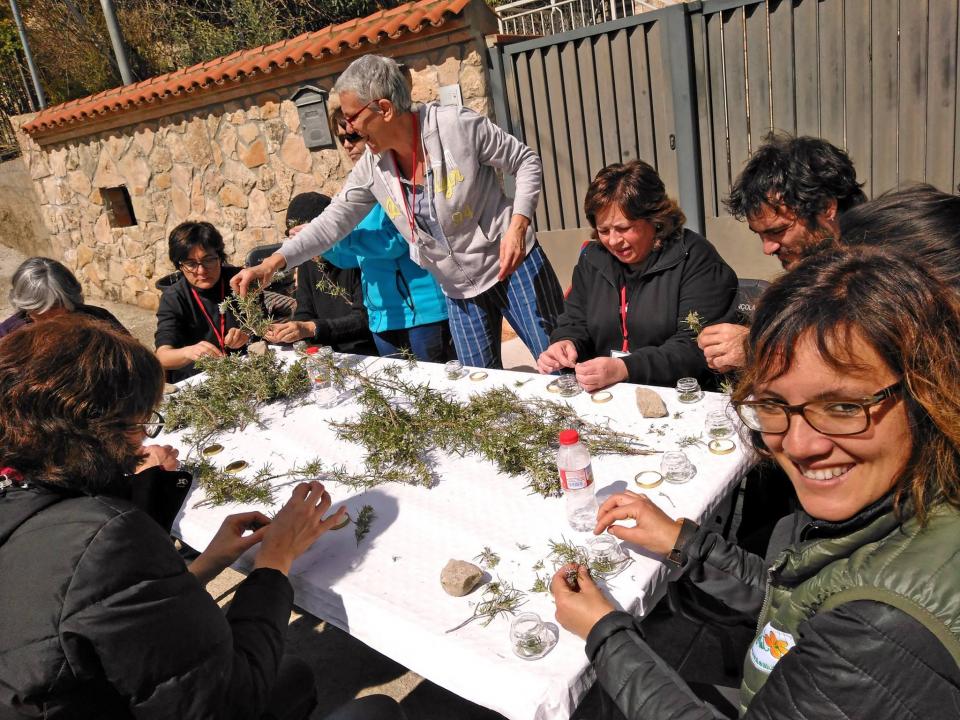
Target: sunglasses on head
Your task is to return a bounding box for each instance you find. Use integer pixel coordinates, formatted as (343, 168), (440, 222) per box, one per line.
(337, 130), (363, 144)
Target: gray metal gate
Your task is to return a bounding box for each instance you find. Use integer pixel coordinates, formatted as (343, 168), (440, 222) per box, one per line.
(490, 0), (960, 269)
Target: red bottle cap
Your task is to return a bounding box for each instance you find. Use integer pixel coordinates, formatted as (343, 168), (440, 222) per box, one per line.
(559, 429), (580, 445)
(305, 346), (319, 355)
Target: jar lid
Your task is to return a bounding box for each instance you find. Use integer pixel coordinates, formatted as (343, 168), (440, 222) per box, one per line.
(304, 346), (319, 355)
(559, 429), (580, 445)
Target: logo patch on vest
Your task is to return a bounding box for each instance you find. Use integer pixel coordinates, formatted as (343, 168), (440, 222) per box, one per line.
(749, 622), (796, 674)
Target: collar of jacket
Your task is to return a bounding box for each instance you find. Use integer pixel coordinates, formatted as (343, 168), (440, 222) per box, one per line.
(370, 104), (433, 244)
(798, 491), (898, 542)
(584, 230), (690, 288)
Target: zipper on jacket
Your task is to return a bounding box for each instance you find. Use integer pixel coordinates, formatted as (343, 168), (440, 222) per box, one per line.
(754, 556), (787, 636)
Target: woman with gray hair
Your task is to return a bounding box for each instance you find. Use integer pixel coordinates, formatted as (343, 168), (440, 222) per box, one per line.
(0, 256), (126, 339)
(233, 54), (564, 369)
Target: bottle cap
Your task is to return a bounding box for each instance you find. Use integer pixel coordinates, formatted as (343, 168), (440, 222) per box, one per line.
(558, 429), (579, 445)
(305, 346), (319, 355)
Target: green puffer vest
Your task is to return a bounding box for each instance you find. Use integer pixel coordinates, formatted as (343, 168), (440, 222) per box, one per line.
(739, 502), (960, 715)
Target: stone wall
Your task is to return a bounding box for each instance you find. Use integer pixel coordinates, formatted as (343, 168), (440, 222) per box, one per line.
(11, 40), (492, 312)
(0, 156), (52, 258)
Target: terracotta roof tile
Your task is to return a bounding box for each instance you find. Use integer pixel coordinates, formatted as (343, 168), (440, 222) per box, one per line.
(23, 0), (475, 135)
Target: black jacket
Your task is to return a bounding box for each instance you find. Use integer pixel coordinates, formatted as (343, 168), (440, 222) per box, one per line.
(293, 258), (376, 355)
(154, 266), (258, 383)
(585, 502), (960, 719)
(0, 484), (294, 719)
(550, 230), (737, 387)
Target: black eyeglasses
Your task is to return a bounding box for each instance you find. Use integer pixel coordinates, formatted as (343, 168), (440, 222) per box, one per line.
(132, 411), (165, 439)
(179, 256), (220, 273)
(337, 130), (363, 145)
(732, 381), (901, 436)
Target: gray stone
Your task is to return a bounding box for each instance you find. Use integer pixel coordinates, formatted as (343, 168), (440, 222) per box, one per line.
(635, 387), (668, 418)
(247, 340), (268, 356)
(440, 559), (483, 597)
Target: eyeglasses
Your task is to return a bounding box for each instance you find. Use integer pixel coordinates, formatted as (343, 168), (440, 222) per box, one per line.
(337, 130), (363, 145)
(732, 381), (901, 436)
(179, 256), (220, 273)
(342, 100), (379, 128)
(132, 410), (165, 439)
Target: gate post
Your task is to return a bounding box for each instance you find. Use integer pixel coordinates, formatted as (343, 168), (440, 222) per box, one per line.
(663, 2), (705, 235)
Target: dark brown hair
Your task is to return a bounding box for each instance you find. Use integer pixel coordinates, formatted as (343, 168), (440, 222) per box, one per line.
(733, 245), (960, 524)
(584, 160), (686, 246)
(168, 221), (226, 268)
(0, 315), (164, 491)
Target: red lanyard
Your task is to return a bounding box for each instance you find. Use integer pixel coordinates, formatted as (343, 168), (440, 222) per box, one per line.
(619, 286), (629, 353)
(395, 113), (420, 244)
(190, 278), (226, 352)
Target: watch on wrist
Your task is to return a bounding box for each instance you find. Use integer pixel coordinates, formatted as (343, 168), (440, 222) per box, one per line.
(666, 518), (699, 568)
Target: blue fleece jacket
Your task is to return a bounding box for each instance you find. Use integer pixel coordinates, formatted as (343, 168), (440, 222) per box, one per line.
(322, 205), (448, 333)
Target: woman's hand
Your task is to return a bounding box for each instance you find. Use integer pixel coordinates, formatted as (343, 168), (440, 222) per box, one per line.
(537, 340), (578, 374)
(136, 444), (179, 473)
(264, 321), (315, 344)
(551, 563), (616, 640)
(697, 323), (749, 373)
(183, 340), (224, 362)
(188, 511), (272, 585)
(253, 481), (347, 575)
(575, 357), (628, 392)
(498, 215), (529, 281)
(595, 491), (682, 556)
(223, 328), (250, 349)
(230, 254), (287, 297)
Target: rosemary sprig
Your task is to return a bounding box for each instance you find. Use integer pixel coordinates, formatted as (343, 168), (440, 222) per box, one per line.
(314, 260), (351, 302)
(219, 285), (274, 338)
(355, 504), (375, 545)
(446, 579), (526, 633)
(192, 458), (275, 508)
(677, 433), (706, 449)
(530, 574), (549, 593)
(162, 351), (310, 450)
(474, 546), (500, 568)
(684, 310), (705, 337)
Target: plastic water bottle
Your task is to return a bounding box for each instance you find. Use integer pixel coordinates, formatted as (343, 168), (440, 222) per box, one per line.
(557, 429), (599, 532)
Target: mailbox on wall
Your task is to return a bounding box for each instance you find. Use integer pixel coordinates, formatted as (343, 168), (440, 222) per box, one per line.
(291, 85), (334, 150)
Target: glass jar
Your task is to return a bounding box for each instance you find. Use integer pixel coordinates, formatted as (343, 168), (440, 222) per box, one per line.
(675, 377), (704, 403)
(586, 535), (628, 576)
(704, 410), (735, 439)
(510, 612), (555, 660)
(444, 359), (464, 380)
(661, 450), (697, 484)
(557, 373), (582, 397)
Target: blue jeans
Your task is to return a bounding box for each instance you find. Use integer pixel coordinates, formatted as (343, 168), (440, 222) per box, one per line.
(372, 320), (454, 362)
(446, 243), (563, 368)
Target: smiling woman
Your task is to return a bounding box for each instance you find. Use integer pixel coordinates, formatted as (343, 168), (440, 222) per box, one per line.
(549, 244), (960, 719)
(537, 160), (738, 392)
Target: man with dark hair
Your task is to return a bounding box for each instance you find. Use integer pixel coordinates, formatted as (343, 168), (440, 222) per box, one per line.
(698, 133), (866, 372)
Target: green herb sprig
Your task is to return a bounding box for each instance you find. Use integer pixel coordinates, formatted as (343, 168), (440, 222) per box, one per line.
(355, 505), (375, 545)
(446, 579), (526, 632)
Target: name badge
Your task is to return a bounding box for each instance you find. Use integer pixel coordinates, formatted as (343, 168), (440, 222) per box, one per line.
(610, 350), (629, 359)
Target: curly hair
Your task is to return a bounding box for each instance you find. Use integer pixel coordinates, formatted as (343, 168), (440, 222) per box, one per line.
(584, 160), (686, 246)
(732, 245), (960, 525)
(725, 133), (866, 229)
(0, 315), (164, 491)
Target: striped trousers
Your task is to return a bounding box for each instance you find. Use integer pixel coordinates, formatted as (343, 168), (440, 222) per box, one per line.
(445, 243), (563, 368)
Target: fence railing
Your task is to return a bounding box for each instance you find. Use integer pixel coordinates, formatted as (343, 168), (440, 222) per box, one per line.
(495, 0), (671, 35)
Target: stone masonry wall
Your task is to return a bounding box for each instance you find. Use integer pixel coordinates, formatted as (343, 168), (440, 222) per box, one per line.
(11, 40), (492, 315)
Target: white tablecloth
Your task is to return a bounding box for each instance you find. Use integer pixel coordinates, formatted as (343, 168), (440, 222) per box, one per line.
(166, 352), (751, 720)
